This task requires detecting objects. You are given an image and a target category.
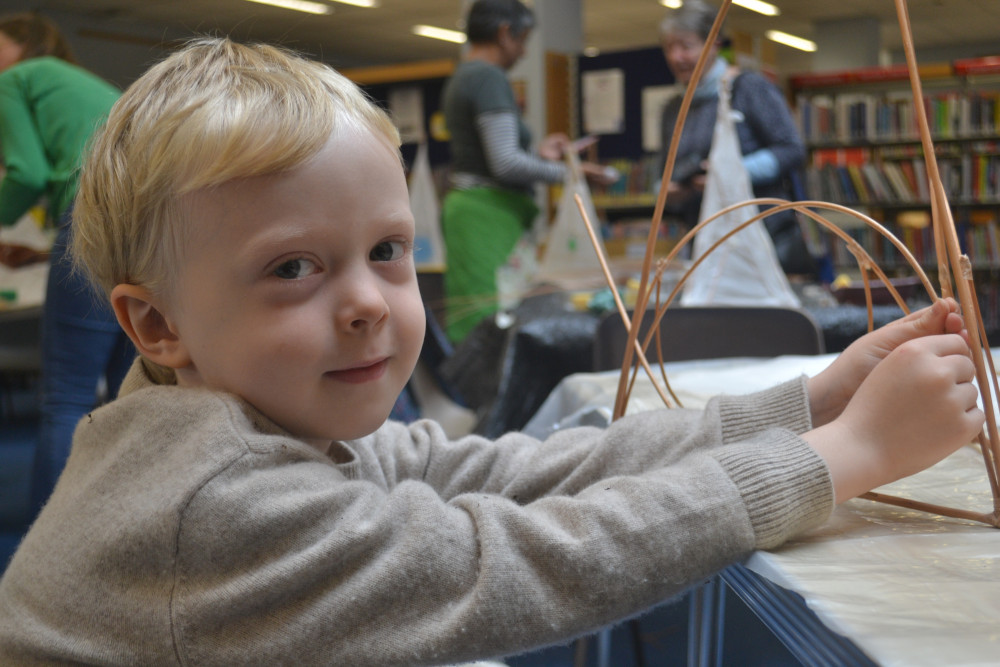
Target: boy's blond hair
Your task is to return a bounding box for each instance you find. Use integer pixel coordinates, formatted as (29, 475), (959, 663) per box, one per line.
(73, 37), (400, 299)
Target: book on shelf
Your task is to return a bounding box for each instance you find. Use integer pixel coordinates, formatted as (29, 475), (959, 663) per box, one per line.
(591, 155), (660, 204)
(805, 152), (999, 205)
(881, 161), (916, 201)
(911, 160), (930, 201)
(827, 208), (1000, 270)
(847, 165), (871, 202)
(795, 89), (1000, 145)
(861, 164), (894, 202)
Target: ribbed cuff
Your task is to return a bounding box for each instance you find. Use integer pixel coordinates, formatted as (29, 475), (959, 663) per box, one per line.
(716, 376), (813, 443)
(712, 429), (833, 549)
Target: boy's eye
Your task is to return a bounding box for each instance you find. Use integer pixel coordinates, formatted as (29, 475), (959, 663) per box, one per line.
(370, 240), (406, 262)
(273, 257), (318, 280)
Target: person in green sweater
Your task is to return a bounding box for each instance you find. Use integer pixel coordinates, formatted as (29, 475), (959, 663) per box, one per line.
(0, 38), (982, 665)
(0, 13), (134, 513)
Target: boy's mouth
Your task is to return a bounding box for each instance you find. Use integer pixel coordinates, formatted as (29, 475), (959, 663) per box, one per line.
(327, 358), (388, 384)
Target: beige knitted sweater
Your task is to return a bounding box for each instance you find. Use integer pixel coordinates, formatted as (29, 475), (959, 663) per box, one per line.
(0, 361), (832, 665)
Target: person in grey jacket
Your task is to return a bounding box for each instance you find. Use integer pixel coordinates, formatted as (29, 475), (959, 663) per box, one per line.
(658, 0), (814, 275)
(0, 37), (982, 666)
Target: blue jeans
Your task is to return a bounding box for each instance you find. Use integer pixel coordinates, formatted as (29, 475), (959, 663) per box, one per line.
(31, 217), (135, 513)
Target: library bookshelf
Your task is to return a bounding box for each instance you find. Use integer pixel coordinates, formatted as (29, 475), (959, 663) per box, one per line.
(588, 155), (692, 260)
(793, 57), (1000, 338)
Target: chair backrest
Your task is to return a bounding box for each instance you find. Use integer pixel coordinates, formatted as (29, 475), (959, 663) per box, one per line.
(0, 305), (42, 373)
(592, 306), (825, 371)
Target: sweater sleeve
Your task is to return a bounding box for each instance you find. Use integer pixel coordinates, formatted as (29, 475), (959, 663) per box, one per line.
(170, 379), (832, 665)
(476, 110), (565, 186)
(0, 73), (50, 226)
(734, 72), (806, 187)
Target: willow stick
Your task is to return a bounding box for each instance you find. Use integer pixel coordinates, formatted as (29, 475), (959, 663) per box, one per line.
(613, 0), (732, 421)
(860, 491), (996, 527)
(964, 266), (1000, 507)
(614, 198), (1000, 523)
(582, 0), (999, 526)
(657, 198), (934, 301)
(644, 199), (928, 339)
(895, 0), (1000, 513)
(572, 193), (675, 410)
(621, 200), (921, 395)
(860, 264), (875, 331)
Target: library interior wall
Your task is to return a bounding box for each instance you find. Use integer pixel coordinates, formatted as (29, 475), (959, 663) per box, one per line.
(888, 41), (1000, 68)
(577, 47), (675, 161)
(814, 18), (881, 71)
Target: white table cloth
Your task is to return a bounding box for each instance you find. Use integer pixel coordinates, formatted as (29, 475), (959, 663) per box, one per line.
(525, 353), (1000, 667)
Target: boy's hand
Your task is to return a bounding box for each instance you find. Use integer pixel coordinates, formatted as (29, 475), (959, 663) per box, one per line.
(807, 298), (966, 427)
(805, 333), (984, 503)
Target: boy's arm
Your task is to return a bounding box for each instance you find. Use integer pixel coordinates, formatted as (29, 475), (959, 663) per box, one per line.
(173, 314), (984, 663)
(175, 329), (977, 663)
(362, 374), (811, 504)
(176, 407), (831, 665)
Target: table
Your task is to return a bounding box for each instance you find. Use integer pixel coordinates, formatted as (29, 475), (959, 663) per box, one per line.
(524, 353), (1000, 667)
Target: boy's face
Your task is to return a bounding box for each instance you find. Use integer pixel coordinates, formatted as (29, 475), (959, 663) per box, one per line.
(166, 125), (424, 445)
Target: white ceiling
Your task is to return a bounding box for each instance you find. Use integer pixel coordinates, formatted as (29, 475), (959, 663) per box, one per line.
(6, 0), (1000, 71)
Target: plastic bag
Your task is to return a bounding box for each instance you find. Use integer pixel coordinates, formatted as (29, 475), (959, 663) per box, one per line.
(534, 151), (607, 287)
(680, 77), (799, 307)
(409, 142), (446, 271)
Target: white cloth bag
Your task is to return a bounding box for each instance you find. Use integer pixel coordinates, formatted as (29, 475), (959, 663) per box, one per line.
(680, 77), (799, 307)
(409, 142), (446, 271)
(535, 151), (607, 285)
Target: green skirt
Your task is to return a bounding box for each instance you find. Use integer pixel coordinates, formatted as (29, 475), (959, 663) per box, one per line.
(441, 187), (538, 343)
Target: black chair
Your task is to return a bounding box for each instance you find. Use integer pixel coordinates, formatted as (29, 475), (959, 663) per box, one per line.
(593, 305), (825, 372)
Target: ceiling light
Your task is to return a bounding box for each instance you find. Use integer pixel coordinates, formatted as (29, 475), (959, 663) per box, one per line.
(733, 0), (780, 16)
(244, 0), (332, 14)
(765, 30), (817, 52)
(330, 0), (378, 6)
(411, 25), (467, 44)
(658, 0), (682, 8)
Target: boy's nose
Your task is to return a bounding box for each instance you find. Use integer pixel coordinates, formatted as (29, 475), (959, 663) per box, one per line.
(338, 275), (389, 332)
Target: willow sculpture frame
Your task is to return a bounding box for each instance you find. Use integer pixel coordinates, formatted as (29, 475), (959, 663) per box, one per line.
(576, 0), (1000, 527)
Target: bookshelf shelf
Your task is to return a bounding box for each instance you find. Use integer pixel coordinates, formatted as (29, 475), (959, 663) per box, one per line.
(592, 194), (657, 210)
(793, 58), (1000, 335)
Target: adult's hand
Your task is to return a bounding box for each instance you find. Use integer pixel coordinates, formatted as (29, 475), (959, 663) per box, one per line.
(580, 162), (619, 186)
(538, 132), (571, 161)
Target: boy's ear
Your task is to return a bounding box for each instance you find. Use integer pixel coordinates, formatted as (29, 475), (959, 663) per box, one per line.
(110, 284), (190, 369)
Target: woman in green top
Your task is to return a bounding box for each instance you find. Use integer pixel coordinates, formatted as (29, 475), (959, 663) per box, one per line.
(440, 0), (610, 343)
(0, 13), (134, 513)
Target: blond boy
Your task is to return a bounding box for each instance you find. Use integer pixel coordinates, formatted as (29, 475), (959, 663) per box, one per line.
(0, 38), (983, 665)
